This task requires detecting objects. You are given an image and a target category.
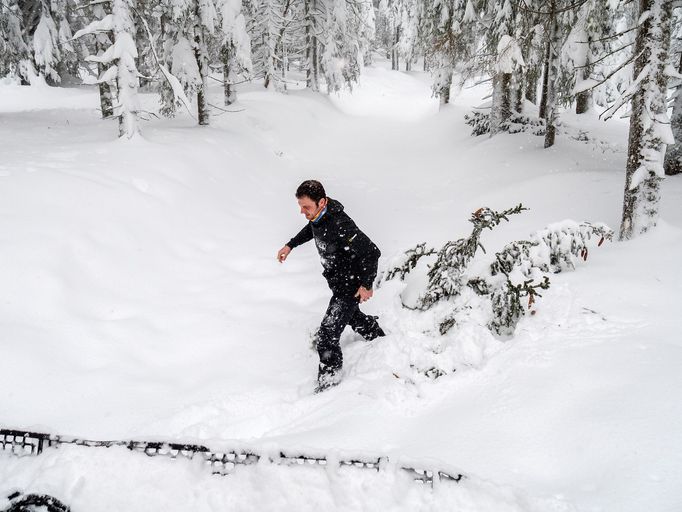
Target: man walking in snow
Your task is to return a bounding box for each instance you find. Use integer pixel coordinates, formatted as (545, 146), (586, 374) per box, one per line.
(277, 180), (385, 392)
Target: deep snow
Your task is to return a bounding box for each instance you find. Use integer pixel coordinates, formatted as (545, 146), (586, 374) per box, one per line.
(1, 62), (681, 511)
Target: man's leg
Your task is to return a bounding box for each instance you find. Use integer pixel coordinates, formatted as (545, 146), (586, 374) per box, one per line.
(348, 301), (386, 341)
(315, 295), (356, 389)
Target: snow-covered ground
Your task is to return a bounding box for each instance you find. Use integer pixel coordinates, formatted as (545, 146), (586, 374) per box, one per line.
(1, 62), (681, 511)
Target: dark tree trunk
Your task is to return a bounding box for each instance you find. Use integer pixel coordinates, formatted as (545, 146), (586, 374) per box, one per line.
(525, 68), (538, 105)
(439, 71), (452, 106)
(304, 0), (319, 91)
(664, 52), (682, 175)
(539, 31), (551, 119)
(96, 38), (114, 118)
(222, 44), (237, 106)
(544, 1), (560, 148)
(392, 25), (400, 70)
(512, 69), (523, 113)
(575, 39), (592, 114)
(193, 0), (209, 125)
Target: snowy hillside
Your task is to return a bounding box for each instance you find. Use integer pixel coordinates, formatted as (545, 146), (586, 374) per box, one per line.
(1, 64), (682, 512)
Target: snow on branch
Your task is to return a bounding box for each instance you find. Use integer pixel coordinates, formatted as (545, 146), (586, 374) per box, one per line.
(71, 15), (114, 39)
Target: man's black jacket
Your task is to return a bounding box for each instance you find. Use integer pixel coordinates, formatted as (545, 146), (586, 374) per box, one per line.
(286, 198), (381, 296)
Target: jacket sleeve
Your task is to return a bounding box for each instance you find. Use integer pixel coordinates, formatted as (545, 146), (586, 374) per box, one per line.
(337, 216), (381, 289)
(286, 223), (313, 249)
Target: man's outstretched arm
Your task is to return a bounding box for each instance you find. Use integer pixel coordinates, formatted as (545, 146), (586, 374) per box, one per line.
(277, 224), (313, 262)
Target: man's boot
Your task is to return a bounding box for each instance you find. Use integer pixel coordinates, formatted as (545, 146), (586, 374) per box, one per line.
(315, 364), (341, 393)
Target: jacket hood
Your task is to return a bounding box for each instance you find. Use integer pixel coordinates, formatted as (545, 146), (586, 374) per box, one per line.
(327, 198), (344, 214)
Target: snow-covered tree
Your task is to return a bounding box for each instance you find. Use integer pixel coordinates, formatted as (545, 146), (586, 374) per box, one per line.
(0, 0), (29, 80)
(248, 0), (293, 91)
(485, 0), (524, 135)
(560, 0), (627, 115)
(613, 0), (674, 239)
(422, 0), (478, 106)
(318, 0), (371, 92)
(303, 0), (320, 90)
(159, 0), (218, 124)
(218, 0), (252, 105)
(378, 0), (400, 70)
(75, 0), (142, 138)
(31, 0), (62, 82)
(397, 0), (422, 71)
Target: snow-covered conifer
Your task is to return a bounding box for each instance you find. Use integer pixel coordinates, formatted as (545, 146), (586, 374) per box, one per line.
(0, 0), (29, 80)
(32, 0), (61, 83)
(75, 0), (142, 138)
(248, 0), (291, 91)
(397, 0), (422, 71)
(158, 0), (218, 123)
(617, 0), (675, 238)
(422, 0), (479, 106)
(486, 0), (524, 135)
(542, 0), (562, 148)
(378, 0), (400, 70)
(318, 0), (369, 92)
(218, 0), (252, 105)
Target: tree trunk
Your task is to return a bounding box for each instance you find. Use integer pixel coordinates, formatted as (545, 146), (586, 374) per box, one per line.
(575, 42), (592, 114)
(304, 0), (319, 91)
(512, 69), (523, 113)
(664, 52), (682, 175)
(193, 0), (209, 125)
(620, 0), (673, 239)
(113, 0), (140, 138)
(539, 30), (551, 119)
(392, 25), (400, 71)
(525, 68), (538, 105)
(490, 72), (512, 135)
(439, 70), (452, 107)
(544, 1), (560, 148)
(222, 44), (237, 106)
(95, 38), (114, 118)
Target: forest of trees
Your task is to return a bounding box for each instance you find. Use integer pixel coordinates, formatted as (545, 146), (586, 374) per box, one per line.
(0, 0), (680, 238)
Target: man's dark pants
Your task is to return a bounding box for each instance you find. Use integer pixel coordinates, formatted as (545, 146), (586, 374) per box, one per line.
(315, 292), (384, 379)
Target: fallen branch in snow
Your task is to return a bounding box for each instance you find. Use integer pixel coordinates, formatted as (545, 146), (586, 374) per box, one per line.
(381, 206), (613, 338)
(0, 428), (464, 487)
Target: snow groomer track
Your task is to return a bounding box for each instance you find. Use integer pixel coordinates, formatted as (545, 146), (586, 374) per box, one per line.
(0, 428), (464, 487)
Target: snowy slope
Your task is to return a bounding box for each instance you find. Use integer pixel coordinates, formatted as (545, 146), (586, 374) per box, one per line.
(1, 64), (681, 511)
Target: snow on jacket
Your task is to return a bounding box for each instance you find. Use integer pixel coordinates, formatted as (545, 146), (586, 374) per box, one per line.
(286, 198), (381, 294)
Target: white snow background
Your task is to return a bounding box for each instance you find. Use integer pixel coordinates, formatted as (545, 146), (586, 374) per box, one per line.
(1, 61), (681, 511)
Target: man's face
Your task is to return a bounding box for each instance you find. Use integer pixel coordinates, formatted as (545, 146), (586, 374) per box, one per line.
(298, 195), (327, 221)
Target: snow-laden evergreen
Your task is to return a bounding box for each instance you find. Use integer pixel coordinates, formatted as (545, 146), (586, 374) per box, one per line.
(160, 0), (217, 124)
(32, 0), (62, 83)
(76, 0), (142, 138)
(218, 0), (252, 105)
(0, 0), (29, 80)
(619, 0), (675, 239)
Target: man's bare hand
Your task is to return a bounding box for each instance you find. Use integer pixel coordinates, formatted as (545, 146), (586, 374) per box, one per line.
(277, 245), (292, 263)
(355, 286), (373, 303)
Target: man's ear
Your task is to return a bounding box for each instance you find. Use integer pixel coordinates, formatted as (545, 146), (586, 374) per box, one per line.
(319, 197), (328, 208)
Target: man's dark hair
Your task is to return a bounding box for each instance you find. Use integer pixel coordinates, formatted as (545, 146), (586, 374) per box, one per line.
(296, 180), (326, 203)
